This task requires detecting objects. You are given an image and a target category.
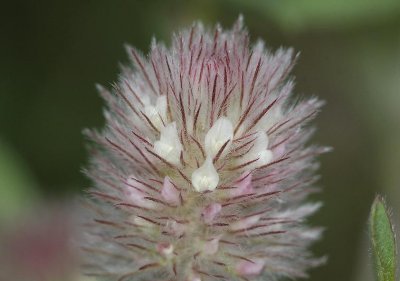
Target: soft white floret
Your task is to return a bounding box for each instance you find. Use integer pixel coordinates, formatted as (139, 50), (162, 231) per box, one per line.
(191, 156), (219, 192)
(204, 117), (233, 158)
(144, 95), (168, 130)
(153, 122), (182, 165)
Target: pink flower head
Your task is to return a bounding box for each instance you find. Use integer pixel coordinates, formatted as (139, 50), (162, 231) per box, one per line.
(81, 17), (327, 281)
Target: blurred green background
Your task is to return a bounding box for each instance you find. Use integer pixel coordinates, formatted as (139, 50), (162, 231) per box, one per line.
(1, 1), (399, 280)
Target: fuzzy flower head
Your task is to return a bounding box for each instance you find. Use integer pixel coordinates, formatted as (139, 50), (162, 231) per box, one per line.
(81, 17), (327, 281)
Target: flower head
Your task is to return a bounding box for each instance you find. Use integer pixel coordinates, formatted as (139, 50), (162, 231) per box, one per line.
(81, 17), (327, 281)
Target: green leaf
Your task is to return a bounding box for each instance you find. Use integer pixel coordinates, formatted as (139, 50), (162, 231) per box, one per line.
(0, 139), (38, 222)
(370, 195), (397, 281)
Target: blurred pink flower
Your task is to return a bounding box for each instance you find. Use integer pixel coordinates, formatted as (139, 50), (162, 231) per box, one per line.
(0, 204), (76, 281)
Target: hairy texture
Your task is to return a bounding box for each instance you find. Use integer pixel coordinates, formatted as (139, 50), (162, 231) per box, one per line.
(80, 17), (328, 281)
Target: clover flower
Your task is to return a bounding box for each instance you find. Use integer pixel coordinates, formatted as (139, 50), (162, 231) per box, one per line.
(81, 17), (328, 281)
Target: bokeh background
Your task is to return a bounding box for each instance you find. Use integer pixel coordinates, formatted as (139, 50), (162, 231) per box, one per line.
(1, 1), (399, 280)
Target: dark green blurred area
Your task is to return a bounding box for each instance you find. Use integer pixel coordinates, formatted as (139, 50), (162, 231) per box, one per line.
(1, 1), (399, 280)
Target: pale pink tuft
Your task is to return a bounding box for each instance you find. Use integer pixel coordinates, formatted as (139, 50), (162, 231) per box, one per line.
(80, 16), (328, 281)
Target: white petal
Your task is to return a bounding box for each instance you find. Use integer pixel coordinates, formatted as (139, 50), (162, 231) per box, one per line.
(257, 149), (273, 166)
(154, 122), (182, 165)
(204, 117), (233, 158)
(144, 95), (167, 130)
(240, 131), (273, 169)
(191, 156), (219, 192)
(253, 131), (269, 150)
(155, 95), (167, 121)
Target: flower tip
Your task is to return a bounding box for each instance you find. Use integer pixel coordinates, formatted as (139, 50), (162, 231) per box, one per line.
(161, 176), (180, 204)
(156, 242), (174, 258)
(95, 83), (105, 92)
(229, 172), (253, 197)
(201, 203), (222, 223)
(236, 259), (265, 276)
(203, 237), (220, 255)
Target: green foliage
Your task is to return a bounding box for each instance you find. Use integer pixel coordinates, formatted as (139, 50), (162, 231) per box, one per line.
(225, 0), (400, 31)
(0, 140), (38, 221)
(370, 195), (397, 281)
